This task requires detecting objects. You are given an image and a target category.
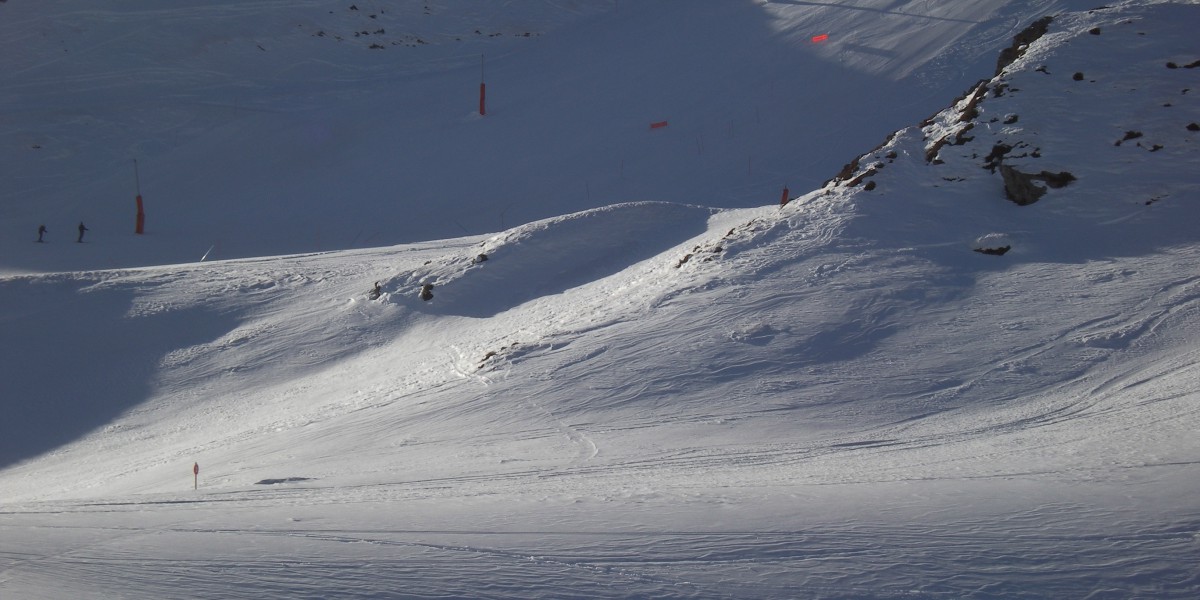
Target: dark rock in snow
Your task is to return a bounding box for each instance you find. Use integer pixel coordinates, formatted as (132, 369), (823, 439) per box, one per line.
(1038, 171), (1077, 188)
(984, 143), (1014, 172)
(974, 245), (1012, 256)
(995, 16), (1053, 75)
(1115, 130), (1144, 146)
(255, 477), (314, 485)
(1001, 165), (1047, 205)
(1000, 165), (1076, 205)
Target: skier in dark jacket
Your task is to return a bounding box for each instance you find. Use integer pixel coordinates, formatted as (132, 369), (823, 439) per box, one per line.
(37, 224), (47, 242)
(77, 221), (88, 243)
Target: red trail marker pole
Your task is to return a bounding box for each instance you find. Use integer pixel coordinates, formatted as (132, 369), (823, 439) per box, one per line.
(780, 185), (791, 207)
(134, 159), (145, 234)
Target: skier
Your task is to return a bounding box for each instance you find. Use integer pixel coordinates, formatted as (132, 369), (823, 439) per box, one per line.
(77, 221), (88, 243)
(369, 281), (382, 300)
(37, 224), (47, 242)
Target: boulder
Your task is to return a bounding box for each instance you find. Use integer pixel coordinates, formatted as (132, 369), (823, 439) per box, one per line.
(1000, 164), (1046, 205)
(1000, 165), (1075, 205)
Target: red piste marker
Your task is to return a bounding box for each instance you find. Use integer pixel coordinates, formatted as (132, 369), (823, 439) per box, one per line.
(650, 121), (669, 130)
(193, 462), (199, 490)
(133, 159), (145, 234)
(812, 34), (829, 43)
(479, 54), (487, 116)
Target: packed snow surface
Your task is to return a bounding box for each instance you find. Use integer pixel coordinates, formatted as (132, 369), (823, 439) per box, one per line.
(2, 1), (1199, 598)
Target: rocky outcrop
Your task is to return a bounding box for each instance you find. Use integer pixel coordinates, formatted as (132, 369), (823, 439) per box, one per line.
(995, 16), (1054, 75)
(1000, 165), (1076, 205)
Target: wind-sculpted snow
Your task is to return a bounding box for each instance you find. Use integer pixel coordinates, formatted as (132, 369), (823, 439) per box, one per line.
(390, 202), (717, 318)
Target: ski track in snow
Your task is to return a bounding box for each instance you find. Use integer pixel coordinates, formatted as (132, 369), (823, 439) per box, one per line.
(3, 495), (1198, 599)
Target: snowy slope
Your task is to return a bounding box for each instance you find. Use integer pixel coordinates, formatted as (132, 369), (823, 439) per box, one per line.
(3, 1), (1200, 599)
(2, 0), (1083, 274)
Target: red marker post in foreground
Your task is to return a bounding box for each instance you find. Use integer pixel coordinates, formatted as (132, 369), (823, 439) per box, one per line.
(193, 462), (199, 490)
(133, 159), (145, 234)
